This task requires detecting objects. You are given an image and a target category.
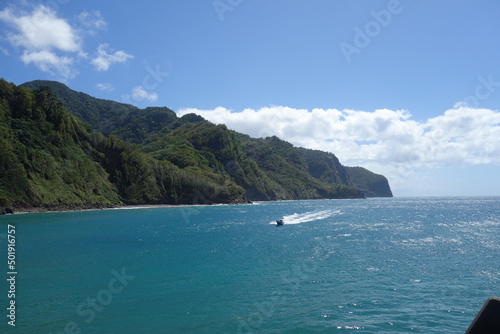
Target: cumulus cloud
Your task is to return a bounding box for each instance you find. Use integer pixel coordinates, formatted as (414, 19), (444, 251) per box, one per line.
(0, 4), (132, 79)
(177, 105), (500, 191)
(131, 86), (158, 102)
(0, 4), (82, 78)
(91, 43), (134, 71)
(21, 49), (76, 79)
(0, 5), (80, 52)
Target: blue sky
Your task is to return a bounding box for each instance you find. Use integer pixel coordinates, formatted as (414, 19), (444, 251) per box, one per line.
(1, 0), (499, 196)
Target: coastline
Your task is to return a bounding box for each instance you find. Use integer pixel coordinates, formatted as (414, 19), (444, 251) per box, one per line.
(0, 197), (369, 215)
(0, 195), (396, 216)
(0, 201), (255, 215)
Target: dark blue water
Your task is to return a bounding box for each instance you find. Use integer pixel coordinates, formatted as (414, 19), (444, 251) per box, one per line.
(0, 197), (499, 333)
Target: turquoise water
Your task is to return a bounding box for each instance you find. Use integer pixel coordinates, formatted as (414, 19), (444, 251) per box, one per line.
(0, 197), (499, 333)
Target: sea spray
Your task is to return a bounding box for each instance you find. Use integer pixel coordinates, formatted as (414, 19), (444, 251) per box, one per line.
(270, 209), (342, 225)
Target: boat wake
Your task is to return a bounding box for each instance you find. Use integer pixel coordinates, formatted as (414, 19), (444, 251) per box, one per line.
(270, 209), (341, 225)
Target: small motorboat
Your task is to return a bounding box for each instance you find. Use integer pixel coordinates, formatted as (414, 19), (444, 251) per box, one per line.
(276, 219), (285, 226)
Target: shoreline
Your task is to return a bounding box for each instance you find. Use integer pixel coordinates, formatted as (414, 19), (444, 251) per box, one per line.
(0, 201), (255, 215)
(0, 197), (361, 215)
(1, 196), (428, 216)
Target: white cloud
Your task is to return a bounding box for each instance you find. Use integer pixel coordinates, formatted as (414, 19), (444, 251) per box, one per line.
(131, 86), (158, 102)
(177, 105), (500, 194)
(77, 10), (106, 34)
(0, 5), (130, 79)
(0, 5), (80, 51)
(0, 4), (82, 78)
(91, 43), (134, 71)
(96, 82), (114, 92)
(21, 49), (77, 78)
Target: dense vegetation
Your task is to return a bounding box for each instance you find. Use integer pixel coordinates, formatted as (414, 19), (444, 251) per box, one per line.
(21, 80), (139, 135)
(0, 80), (246, 211)
(0, 79), (392, 212)
(240, 136), (362, 199)
(345, 166), (393, 197)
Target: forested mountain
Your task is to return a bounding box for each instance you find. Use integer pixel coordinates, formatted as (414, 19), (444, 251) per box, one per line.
(0, 80), (246, 211)
(21, 80), (139, 135)
(0, 79), (392, 212)
(345, 166), (393, 197)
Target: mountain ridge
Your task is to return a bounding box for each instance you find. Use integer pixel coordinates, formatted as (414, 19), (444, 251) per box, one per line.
(0, 79), (392, 212)
(21, 80), (392, 199)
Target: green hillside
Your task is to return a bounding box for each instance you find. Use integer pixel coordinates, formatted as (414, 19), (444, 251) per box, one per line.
(345, 166), (393, 197)
(21, 80), (376, 200)
(21, 80), (138, 135)
(241, 136), (362, 199)
(0, 80), (246, 211)
(0, 79), (392, 212)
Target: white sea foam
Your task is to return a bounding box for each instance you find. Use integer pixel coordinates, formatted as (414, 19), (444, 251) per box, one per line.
(270, 209), (341, 225)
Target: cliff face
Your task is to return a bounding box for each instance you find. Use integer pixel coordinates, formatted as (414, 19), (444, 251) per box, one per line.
(345, 166), (393, 197)
(1, 79), (392, 212)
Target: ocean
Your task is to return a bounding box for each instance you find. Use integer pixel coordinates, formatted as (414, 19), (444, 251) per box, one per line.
(0, 197), (499, 333)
